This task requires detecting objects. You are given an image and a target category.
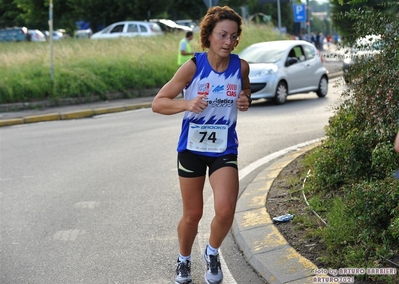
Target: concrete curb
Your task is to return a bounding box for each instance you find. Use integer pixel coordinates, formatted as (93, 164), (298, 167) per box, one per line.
(0, 103), (150, 127)
(233, 142), (322, 284)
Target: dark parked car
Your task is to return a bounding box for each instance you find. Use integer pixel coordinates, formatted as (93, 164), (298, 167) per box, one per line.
(0, 27), (29, 42)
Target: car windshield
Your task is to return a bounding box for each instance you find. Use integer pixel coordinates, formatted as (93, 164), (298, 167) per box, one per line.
(239, 44), (285, 63)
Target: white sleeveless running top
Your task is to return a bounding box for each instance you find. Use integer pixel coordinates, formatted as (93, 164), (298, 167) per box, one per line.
(177, 52), (242, 157)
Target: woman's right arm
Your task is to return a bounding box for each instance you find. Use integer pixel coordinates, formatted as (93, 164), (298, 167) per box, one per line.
(152, 60), (207, 115)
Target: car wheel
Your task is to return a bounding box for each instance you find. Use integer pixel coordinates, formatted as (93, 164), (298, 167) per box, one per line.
(316, 75), (328, 97)
(273, 81), (288, 105)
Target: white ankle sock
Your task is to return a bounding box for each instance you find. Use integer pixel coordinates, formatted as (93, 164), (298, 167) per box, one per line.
(206, 243), (218, 255)
(178, 254), (191, 263)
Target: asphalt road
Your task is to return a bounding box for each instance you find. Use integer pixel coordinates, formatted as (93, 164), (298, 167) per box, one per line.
(0, 76), (346, 284)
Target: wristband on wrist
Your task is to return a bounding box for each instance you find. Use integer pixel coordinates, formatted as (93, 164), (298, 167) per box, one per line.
(245, 94), (252, 106)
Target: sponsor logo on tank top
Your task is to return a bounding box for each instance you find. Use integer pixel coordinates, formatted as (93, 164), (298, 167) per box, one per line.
(226, 84), (238, 97)
(197, 83), (210, 96)
(207, 98), (234, 108)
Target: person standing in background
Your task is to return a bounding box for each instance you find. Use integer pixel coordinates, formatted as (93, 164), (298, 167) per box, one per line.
(178, 31), (194, 66)
(178, 31), (194, 96)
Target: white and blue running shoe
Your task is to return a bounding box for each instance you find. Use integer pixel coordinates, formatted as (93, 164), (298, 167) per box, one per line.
(175, 259), (193, 284)
(202, 249), (223, 284)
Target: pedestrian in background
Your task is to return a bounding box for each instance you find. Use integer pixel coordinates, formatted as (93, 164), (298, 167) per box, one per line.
(178, 31), (194, 66)
(395, 130), (399, 153)
(310, 32), (316, 46)
(152, 6), (251, 284)
(178, 31), (194, 97)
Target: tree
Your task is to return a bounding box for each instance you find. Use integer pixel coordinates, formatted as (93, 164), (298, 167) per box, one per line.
(330, 0), (399, 41)
(305, 2), (399, 276)
(0, 0), (25, 27)
(0, 0), (176, 33)
(246, 0), (295, 34)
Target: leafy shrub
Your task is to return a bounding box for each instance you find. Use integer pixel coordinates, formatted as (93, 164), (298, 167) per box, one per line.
(303, 1), (399, 276)
(346, 180), (399, 239)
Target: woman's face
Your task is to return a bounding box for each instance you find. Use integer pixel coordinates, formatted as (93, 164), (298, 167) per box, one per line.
(208, 20), (239, 56)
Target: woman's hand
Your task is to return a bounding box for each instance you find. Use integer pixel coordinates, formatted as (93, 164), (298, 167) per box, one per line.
(237, 91), (251, 111)
(188, 95), (208, 114)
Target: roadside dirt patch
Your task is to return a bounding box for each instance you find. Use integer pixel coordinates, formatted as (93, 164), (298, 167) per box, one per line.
(266, 154), (327, 268)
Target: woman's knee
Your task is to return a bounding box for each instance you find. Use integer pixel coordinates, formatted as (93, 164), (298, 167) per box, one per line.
(214, 205), (235, 222)
(183, 210), (203, 224)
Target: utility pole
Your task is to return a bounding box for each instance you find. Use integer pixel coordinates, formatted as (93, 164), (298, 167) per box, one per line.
(307, 0), (310, 41)
(277, 0), (282, 39)
(49, 0), (54, 81)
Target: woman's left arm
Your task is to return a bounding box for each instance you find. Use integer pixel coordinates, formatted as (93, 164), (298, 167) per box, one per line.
(237, 59), (251, 111)
(240, 59), (251, 97)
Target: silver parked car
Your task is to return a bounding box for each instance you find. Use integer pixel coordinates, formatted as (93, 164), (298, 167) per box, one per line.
(91, 21), (163, 39)
(238, 40), (328, 105)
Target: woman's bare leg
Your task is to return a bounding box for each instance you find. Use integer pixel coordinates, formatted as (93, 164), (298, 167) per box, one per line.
(177, 175), (206, 256)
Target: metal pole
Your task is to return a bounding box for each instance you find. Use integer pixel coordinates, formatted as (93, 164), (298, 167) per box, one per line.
(209, 0), (212, 9)
(49, 0), (54, 81)
(277, 0), (282, 39)
(307, 0), (310, 41)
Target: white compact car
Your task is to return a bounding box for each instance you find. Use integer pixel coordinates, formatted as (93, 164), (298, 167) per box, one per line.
(238, 40), (328, 105)
(28, 29), (46, 42)
(91, 21), (163, 39)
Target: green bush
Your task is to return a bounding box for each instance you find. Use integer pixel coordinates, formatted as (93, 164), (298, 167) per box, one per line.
(346, 180), (399, 240)
(302, 2), (399, 277)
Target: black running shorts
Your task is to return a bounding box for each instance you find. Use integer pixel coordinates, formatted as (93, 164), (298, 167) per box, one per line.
(177, 150), (238, 178)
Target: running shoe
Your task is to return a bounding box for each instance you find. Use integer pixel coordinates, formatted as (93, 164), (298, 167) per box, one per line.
(202, 249), (223, 284)
(175, 259), (193, 284)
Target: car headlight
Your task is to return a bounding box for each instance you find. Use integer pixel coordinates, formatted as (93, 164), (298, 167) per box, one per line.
(255, 66), (278, 77)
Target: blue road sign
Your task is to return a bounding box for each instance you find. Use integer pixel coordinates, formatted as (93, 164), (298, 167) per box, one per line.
(293, 4), (306, 23)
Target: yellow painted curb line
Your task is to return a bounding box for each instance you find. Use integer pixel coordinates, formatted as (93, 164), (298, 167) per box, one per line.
(125, 104), (149, 111)
(60, 110), (95, 120)
(0, 118), (24, 127)
(94, 106), (126, 115)
(24, 113), (61, 123)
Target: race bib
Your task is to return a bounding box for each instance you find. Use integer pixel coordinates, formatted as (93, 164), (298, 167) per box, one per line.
(187, 122), (228, 153)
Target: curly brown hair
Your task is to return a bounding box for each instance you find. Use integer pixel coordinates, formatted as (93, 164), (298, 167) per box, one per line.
(199, 6), (243, 51)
